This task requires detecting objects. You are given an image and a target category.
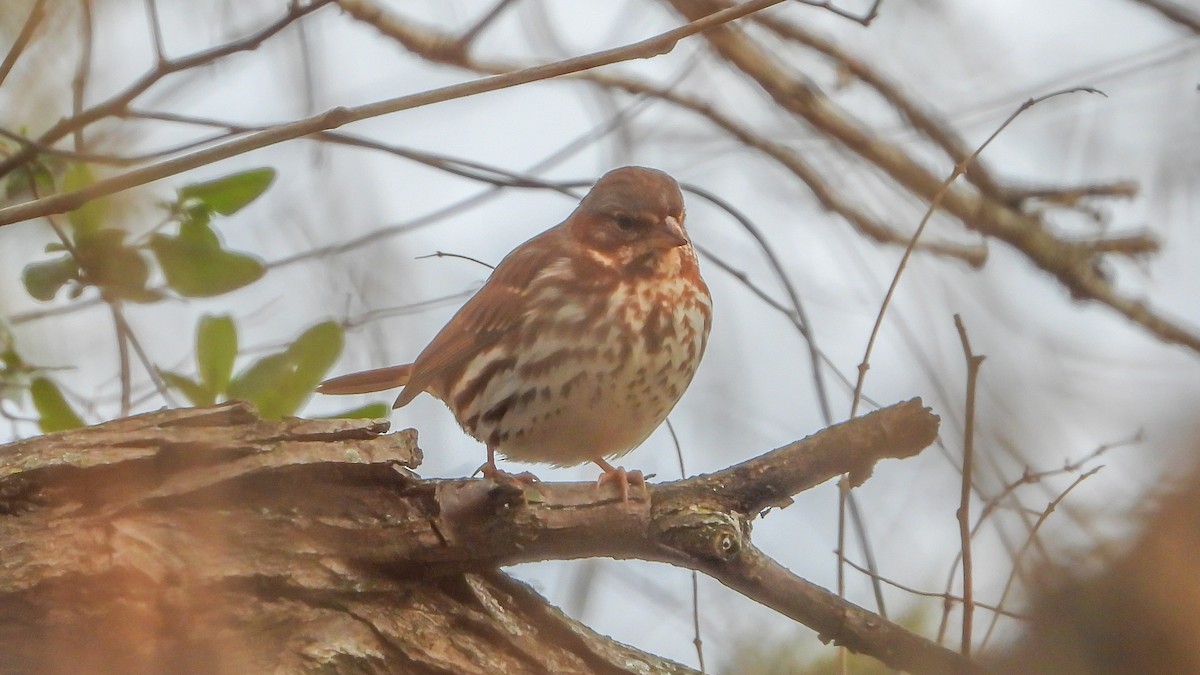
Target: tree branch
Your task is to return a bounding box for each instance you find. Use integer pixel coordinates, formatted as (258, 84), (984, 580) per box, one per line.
(0, 399), (971, 673)
(0, 0), (786, 229)
(662, 0), (1200, 355)
(1127, 0), (1200, 33)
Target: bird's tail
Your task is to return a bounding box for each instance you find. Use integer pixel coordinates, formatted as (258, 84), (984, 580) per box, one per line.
(316, 364), (413, 396)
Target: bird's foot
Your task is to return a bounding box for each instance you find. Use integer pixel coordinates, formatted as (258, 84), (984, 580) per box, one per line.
(475, 462), (541, 486)
(594, 460), (647, 502)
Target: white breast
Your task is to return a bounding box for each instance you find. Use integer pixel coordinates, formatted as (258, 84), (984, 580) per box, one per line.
(451, 256), (712, 467)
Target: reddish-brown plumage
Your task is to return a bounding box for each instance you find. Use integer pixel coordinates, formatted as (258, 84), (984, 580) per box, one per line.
(318, 166), (712, 496)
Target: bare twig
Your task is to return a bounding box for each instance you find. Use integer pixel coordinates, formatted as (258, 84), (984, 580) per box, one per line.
(71, 0), (95, 151)
(842, 557), (1027, 621)
(795, 0), (885, 25)
(666, 0), (1200, 354)
(683, 184), (832, 425)
(953, 314), (985, 656)
(751, 11), (1002, 196)
(340, 9), (987, 265)
(845, 85), (1097, 417)
(455, 0), (520, 52)
(413, 251), (496, 270)
(0, 125), (239, 167)
(0, 0), (48, 88)
(0, 0), (337, 183)
(666, 419), (706, 674)
(1128, 0), (1200, 33)
(0, 0), (786, 228)
(107, 301), (132, 416)
(933, 434), (1134, 644)
(980, 467), (1103, 648)
(142, 0), (168, 63)
(837, 79), (1091, 659)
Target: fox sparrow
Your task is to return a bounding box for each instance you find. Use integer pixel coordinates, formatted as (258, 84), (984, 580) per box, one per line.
(317, 166), (712, 498)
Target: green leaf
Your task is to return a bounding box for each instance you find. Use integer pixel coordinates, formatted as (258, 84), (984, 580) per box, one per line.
(75, 229), (156, 302)
(178, 212), (218, 247)
(4, 160), (55, 202)
(22, 255), (78, 301)
(148, 233), (266, 298)
(63, 164), (107, 237)
(160, 371), (215, 407)
(226, 353), (290, 407)
(30, 377), (84, 432)
(196, 315), (237, 395)
(227, 321), (343, 419)
(179, 168), (276, 216)
(318, 402), (391, 420)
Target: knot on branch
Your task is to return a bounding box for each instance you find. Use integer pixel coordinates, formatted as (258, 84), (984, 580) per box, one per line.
(654, 505), (746, 563)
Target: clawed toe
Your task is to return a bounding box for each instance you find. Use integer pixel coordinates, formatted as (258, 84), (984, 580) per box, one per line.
(475, 462), (541, 486)
(594, 461), (647, 502)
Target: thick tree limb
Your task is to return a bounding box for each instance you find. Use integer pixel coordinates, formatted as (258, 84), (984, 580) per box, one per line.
(0, 399), (972, 674)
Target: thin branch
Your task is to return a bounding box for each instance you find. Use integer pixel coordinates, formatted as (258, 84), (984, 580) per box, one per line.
(0, 0), (48, 87)
(0, 0), (786, 228)
(0, 0), (337, 182)
(953, 314), (985, 657)
(683, 184), (833, 426)
(695, 244), (882, 406)
(339, 290), (481, 330)
(794, 0), (884, 25)
(0, 125), (240, 167)
(108, 298), (176, 406)
(666, 0), (1200, 354)
(71, 0), (95, 151)
(842, 557), (1027, 622)
(119, 101), (874, 435)
(980, 467), (1103, 648)
(267, 97), (650, 269)
(9, 294), (105, 325)
(751, 11), (1002, 196)
(1127, 0), (1200, 33)
(339, 8), (987, 265)
(413, 251), (495, 270)
(107, 301), (132, 416)
(142, 0), (168, 63)
(836, 81), (1088, 657)
(455, 0), (520, 52)
(666, 418), (706, 674)
(848, 87), (1099, 417)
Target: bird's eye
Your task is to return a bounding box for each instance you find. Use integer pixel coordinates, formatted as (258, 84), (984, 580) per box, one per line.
(614, 214), (639, 231)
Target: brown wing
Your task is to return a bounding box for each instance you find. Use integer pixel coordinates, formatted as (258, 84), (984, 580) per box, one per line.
(392, 226), (571, 408)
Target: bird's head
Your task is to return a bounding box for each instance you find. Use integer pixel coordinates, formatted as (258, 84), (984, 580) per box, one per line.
(567, 166), (692, 275)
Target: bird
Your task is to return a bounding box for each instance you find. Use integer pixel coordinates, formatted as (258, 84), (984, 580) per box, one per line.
(317, 166), (712, 499)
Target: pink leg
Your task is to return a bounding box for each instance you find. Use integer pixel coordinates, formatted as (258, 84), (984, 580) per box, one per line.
(593, 458), (647, 502)
(476, 445), (540, 484)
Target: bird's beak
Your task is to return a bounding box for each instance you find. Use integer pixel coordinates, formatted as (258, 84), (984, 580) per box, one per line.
(658, 214), (689, 248)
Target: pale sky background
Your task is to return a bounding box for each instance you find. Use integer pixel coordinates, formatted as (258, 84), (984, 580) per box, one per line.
(2, 0), (1199, 669)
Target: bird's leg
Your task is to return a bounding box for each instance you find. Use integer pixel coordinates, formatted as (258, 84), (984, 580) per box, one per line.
(594, 458), (647, 502)
(476, 445), (540, 485)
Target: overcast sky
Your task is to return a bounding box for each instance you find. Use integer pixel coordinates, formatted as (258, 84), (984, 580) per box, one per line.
(2, 0), (1199, 668)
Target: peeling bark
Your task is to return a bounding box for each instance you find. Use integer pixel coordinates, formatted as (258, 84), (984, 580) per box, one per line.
(0, 403), (696, 675)
(0, 399), (964, 674)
